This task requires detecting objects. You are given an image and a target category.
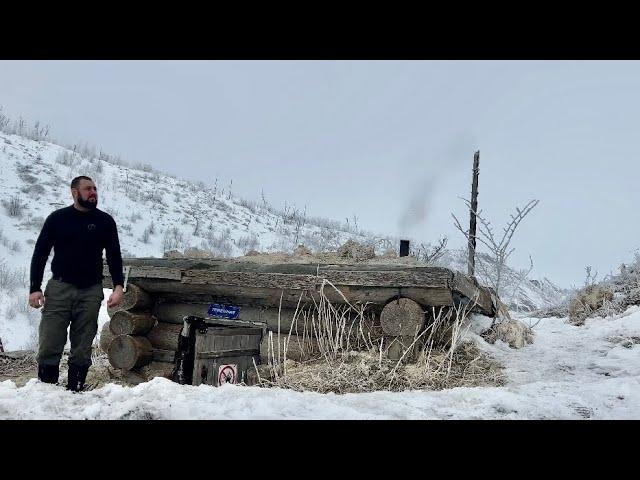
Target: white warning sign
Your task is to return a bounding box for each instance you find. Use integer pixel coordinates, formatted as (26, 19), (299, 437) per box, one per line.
(218, 364), (238, 385)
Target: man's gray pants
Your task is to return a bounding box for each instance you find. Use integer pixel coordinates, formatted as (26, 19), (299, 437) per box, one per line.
(37, 279), (104, 367)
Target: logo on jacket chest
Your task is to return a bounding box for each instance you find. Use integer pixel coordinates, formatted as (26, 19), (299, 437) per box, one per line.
(87, 223), (97, 231)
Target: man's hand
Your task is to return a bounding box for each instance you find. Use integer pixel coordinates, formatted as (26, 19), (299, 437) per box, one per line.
(29, 291), (45, 309)
(107, 285), (124, 309)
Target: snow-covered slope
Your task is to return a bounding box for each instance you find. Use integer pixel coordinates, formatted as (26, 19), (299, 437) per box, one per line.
(0, 131), (376, 349)
(0, 131), (376, 269)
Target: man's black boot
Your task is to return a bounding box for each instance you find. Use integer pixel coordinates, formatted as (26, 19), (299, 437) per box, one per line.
(66, 364), (90, 392)
(37, 363), (60, 384)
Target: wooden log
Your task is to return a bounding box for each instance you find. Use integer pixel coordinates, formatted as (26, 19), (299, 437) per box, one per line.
(182, 269), (451, 289)
(121, 361), (175, 385)
(146, 322), (183, 351)
(451, 272), (494, 315)
(107, 283), (154, 316)
(153, 301), (371, 336)
(380, 297), (425, 336)
(99, 321), (115, 353)
(108, 335), (153, 370)
(152, 349), (176, 363)
(107, 258), (454, 275)
(154, 302), (304, 332)
(109, 310), (156, 336)
(139, 281), (454, 310)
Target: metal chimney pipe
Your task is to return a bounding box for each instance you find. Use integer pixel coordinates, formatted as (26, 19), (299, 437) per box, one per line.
(399, 240), (410, 257)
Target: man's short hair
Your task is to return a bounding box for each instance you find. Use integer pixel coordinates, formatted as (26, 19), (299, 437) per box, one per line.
(71, 176), (93, 189)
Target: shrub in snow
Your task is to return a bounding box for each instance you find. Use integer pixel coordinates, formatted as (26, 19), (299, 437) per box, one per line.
(55, 151), (80, 168)
(203, 230), (232, 257)
(163, 226), (189, 253)
(481, 319), (534, 349)
(293, 244), (312, 256)
(139, 222), (156, 244)
(0, 261), (23, 290)
(163, 249), (184, 258)
(140, 227), (151, 244)
(337, 239), (375, 261)
(568, 284), (614, 325)
(144, 191), (164, 205)
(127, 212), (143, 224)
(382, 249), (398, 258)
(2, 195), (26, 218)
(183, 247), (214, 258)
(21, 183), (45, 195)
(236, 234), (260, 255)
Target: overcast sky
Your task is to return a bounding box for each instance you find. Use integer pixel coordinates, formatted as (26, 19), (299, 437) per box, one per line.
(1, 60), (638, 287)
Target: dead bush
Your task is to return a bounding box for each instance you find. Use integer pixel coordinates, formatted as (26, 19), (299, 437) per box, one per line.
(481, 319), (534, 349)
(568, 284), (614, 325)
(337, 239), (375, 261)
(2, 196), (26, 218)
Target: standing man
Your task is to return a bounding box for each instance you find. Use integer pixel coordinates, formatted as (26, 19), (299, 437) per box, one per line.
(29, 175), (125, 392)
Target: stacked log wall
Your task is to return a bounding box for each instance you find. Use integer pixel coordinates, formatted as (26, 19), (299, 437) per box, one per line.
(102, 284), (178, 381)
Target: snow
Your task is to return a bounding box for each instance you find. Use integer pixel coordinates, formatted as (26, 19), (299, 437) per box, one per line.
(1, 308), (638, 419)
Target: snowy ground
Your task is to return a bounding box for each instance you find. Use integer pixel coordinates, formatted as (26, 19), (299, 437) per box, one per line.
(1, 307), (638, 419)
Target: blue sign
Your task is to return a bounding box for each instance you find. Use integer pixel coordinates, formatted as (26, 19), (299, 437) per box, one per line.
(208, 303), (241, 319)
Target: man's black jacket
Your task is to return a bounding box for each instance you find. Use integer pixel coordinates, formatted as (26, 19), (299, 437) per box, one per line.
(29, 205), (124, 293)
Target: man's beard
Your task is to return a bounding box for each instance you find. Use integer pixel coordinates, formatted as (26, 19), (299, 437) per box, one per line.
(78, 196), (98, 210)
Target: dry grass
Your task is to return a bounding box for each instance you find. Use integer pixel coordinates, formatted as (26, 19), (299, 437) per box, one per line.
(0, 350), (37, 381)
(568, 284), (615, 325)
(253, 281), (505, 393)
(257, 342), (504, 394)
(481, 319), (534, 349)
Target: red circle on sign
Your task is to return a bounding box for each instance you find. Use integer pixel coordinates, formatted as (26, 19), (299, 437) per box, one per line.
(218, 365), (237, 385)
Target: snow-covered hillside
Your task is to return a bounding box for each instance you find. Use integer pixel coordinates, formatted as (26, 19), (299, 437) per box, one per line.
(0, 131), (379, 349)
(0, 131), (376, 269)
(0, 130), (566, 350)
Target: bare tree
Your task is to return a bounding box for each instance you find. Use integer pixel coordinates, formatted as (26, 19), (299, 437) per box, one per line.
(507, 254), (535, 310)
(16, 116), (25, 136)
(583, 265), (598, 287)
(0, 106), (10, 132)
(261, 188), (268, 213)
(188, 204), (204, 236)
(411, 237), (449, 264)
(452, 198), (539, 300)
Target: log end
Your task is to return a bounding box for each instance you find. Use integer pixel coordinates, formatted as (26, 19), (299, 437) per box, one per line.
(380, 297), (425, 336)
(108, 335), (153, 370)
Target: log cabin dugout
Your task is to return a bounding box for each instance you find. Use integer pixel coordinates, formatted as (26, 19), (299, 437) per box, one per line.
(100, 257), (497, 383)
